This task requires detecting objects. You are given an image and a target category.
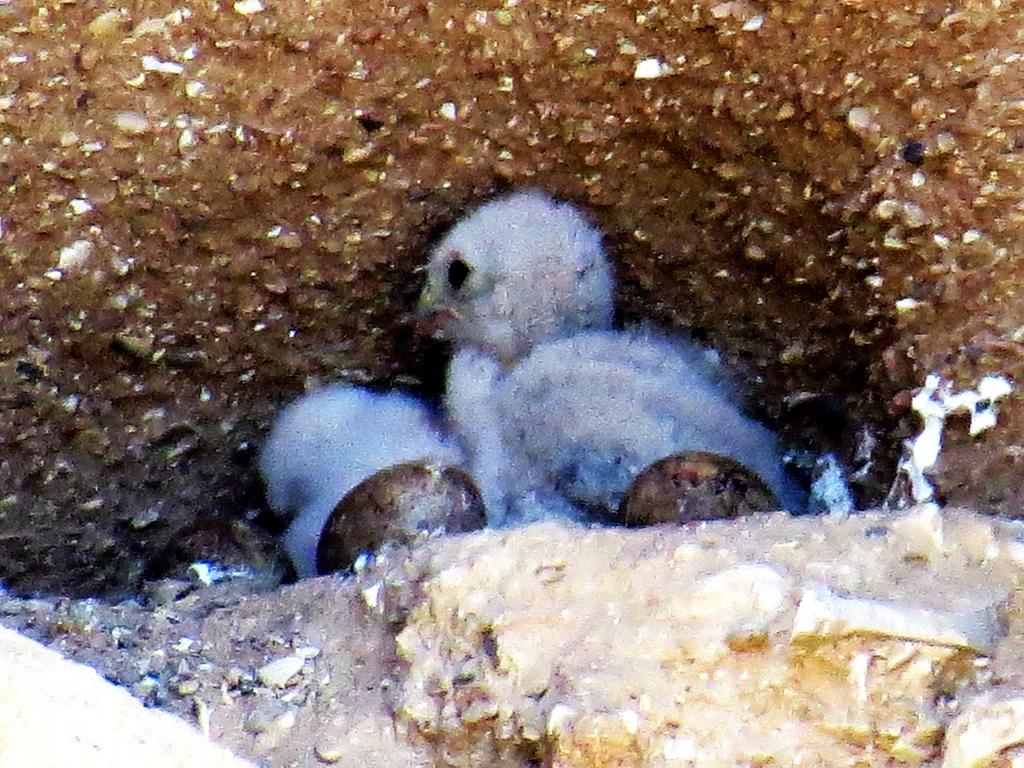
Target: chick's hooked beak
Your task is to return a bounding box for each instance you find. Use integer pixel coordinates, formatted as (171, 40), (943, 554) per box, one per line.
(412, 281), (459, 339)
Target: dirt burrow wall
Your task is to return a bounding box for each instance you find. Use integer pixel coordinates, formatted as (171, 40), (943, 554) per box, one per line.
(1, 0), (1022, 595)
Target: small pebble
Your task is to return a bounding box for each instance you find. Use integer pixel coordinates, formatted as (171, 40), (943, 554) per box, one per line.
(233, 0), (265, 14)
(114, 111), (151, 135)
(174, 676), (200, 696)
(634, 57), (667, 79)
(244, 700), (293, 734)
(257, 654), (304, 688)
(315, 743), (346, 763)
(57, 239), (93, 271)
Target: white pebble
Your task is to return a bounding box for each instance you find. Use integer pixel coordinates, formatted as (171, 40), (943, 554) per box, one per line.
(68, 198), (93, 216)
(141, 55), (184, 75)
(178, 128), (197, 150)
(257, 655), (305, 688)
(114, 111), (151, 135)
(634, 57), (667, 79)
(57, 240), (93, 271)
(233, 0), (265, 14)
(846, 106), (875, 133)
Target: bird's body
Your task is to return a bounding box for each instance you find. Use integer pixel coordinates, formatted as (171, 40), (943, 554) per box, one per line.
(259, 384), (462, 576)
(447, 330), (806, 524)
(420, 190), (806, 525)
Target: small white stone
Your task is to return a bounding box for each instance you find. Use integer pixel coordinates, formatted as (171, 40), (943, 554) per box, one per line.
(547, 704), (576, 734)
(178, 128), (197, 150)
(234, 0), (265, 14)
(742, 14), (764, 30)
(962, 229), (982, 244)
(141, 55), (184, 75)
(438, 102), (458, 120)
(257, 655), (305, 688)
(361, 582), (382, 610)
(846, 106), (875, 133)
(688, 564), (790, 627)
(873, 199), (899, 220)
(901, 202), (929, 229)
(114, 111), (151, 135)
(57, 240), (94, 271)
(68, 198), (93, 216)
(634, 57), (667, 79)
(620, 708), (640, 735)
(185, 80), (205, 98)
(895, 297), (920, 312)
(663, 737), (698, 761)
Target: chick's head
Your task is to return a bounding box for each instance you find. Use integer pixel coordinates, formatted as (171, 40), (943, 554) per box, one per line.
(418, 190), (614, 364)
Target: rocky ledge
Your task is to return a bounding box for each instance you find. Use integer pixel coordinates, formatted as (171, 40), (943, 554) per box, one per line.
(3, 507), (1024, 767)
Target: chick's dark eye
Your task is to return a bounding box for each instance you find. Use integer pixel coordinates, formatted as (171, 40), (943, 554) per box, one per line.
(447, 258), (471, 290)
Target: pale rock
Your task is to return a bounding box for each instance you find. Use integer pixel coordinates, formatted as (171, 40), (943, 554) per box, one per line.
(257, 654), (304, 688)
(943, 694), (1024, 768)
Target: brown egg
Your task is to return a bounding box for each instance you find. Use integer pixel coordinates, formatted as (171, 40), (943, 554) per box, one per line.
(618, 451), (779, 527)
(315, 463), (486, 574)
(144, 518), (291, 586)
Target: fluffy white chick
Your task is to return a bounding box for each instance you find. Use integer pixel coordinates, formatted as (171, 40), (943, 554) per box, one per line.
(418, 189), (615, 364)
(420, 190), (806, 524)
(447, 330), (807, 524)
(260, 384), (463, 577)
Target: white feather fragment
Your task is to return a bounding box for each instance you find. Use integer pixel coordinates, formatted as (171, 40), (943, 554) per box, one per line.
(451, 329), (807, 523)
(810, 453), (854, 515)
(899, 374), (1013, 502)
